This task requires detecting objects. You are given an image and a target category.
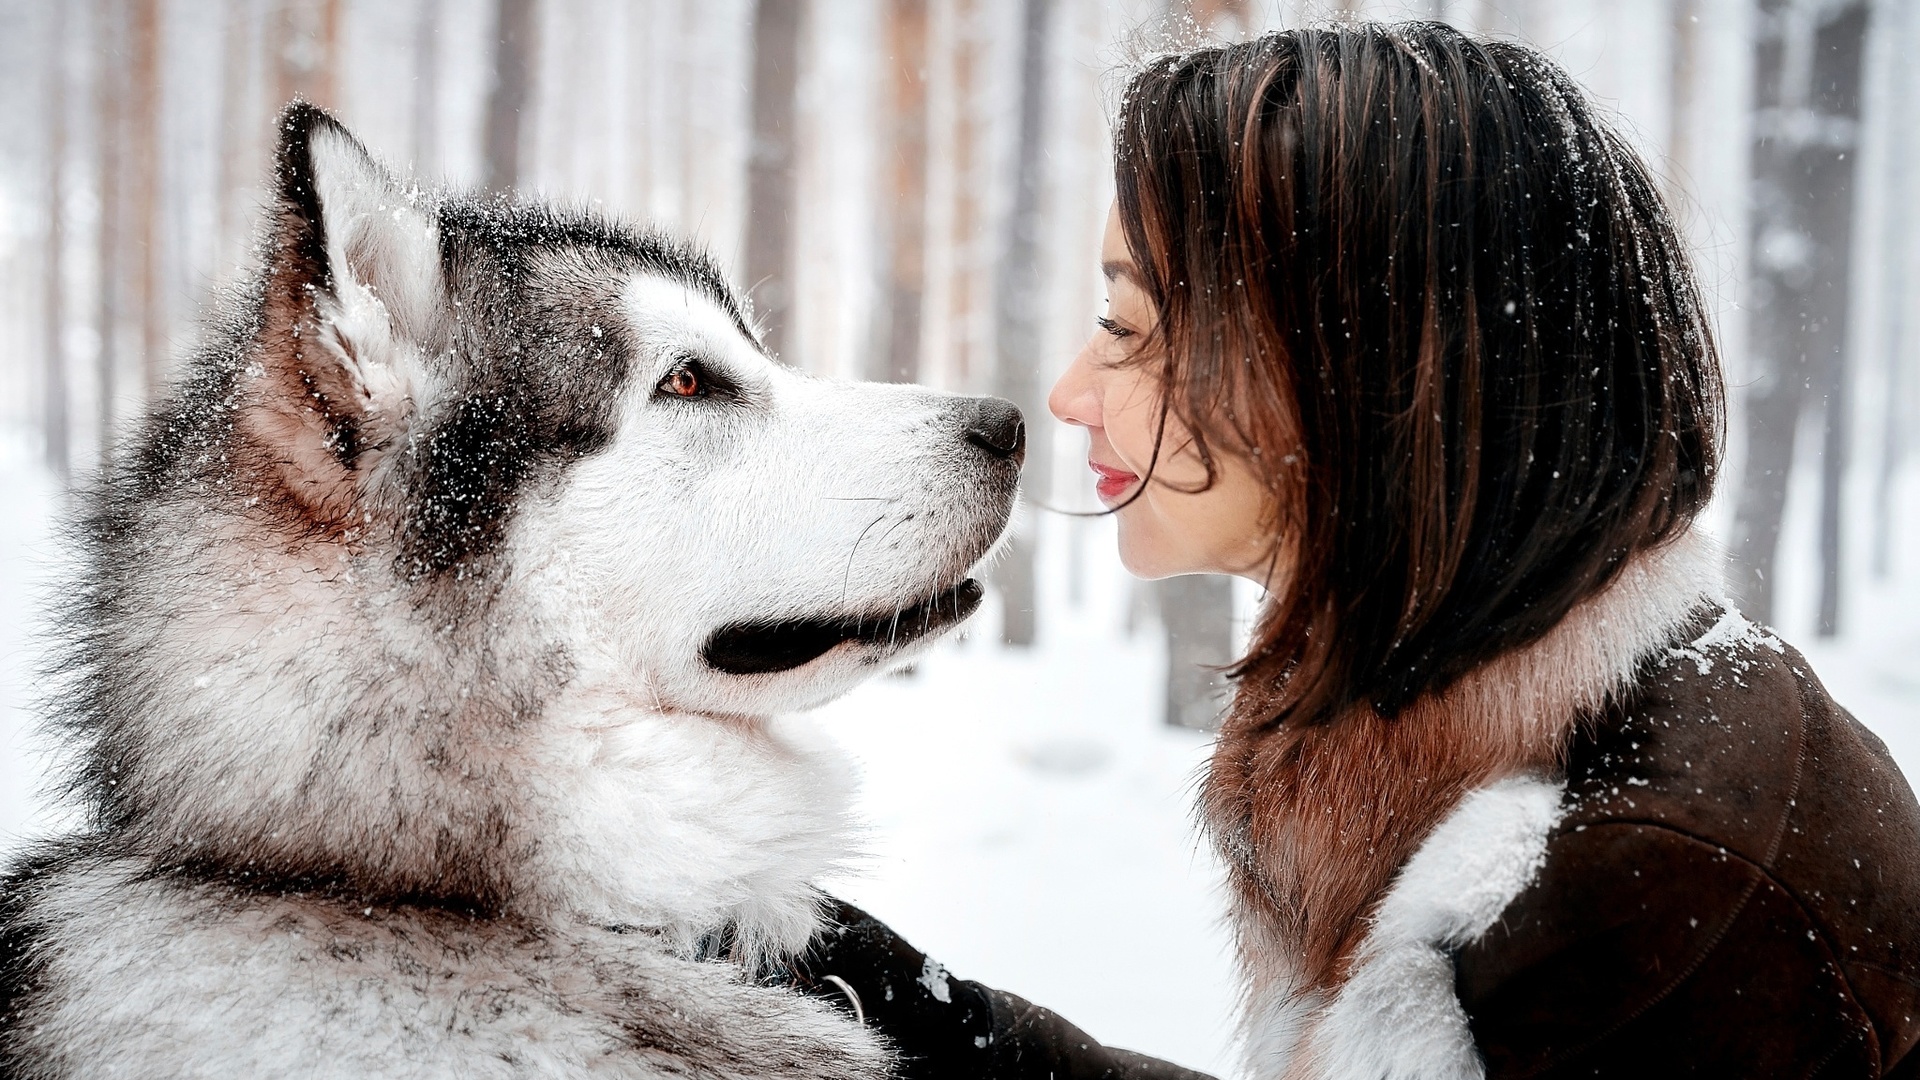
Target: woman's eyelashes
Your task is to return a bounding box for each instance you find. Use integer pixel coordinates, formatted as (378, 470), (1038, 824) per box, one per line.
(1095, 315), (1133, 339)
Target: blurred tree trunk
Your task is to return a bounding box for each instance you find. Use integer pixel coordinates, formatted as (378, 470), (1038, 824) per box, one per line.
(745, 0), (803, 360)
(1874, 0), (1913, 579)
(619, 1), (644, 214)
(866, 0), (930, 384)
(413, 0), (441, 176)
(990, 0), (1053, 647)
(1667, 0), (1701, 210)
(1731, 0), (1868, 634)
(43, 3), (71, 484)
(269, 0), (342, 109)
(946, 0), (985, 389)
(214, 0), (259, 283)
(128, 0), (163, 399)
(95, 0), (126, 461)
(1161, 576), (1233, 730)
(483, 0), (537, 193)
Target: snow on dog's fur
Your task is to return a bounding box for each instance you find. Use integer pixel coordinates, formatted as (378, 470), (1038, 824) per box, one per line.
(0, 103), (1021, 1079)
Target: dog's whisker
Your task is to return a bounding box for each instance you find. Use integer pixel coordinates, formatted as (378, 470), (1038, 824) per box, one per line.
(873, 514), (915, 551)
(841, 514), (891, 604)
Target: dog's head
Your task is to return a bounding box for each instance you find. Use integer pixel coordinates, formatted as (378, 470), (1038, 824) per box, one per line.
(239, 103), (1019, 717)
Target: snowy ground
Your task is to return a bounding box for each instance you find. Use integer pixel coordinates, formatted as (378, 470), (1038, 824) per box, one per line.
(2, 430), (1916, 1078)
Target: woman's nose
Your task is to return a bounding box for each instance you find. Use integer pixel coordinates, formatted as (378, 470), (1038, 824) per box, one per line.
(1049, 346), (1100, 429)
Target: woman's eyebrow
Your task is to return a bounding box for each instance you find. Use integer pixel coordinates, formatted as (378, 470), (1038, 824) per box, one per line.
(1101, 260), (1137, 283)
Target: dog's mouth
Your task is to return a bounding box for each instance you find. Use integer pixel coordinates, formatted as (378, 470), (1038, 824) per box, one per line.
(701, 579), (985, 676)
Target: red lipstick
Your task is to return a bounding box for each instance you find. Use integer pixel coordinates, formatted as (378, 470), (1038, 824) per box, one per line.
(1090, 461), (1138, 503)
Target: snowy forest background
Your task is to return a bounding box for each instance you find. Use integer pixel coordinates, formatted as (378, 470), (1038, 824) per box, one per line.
(0, 0), (1915, 1072)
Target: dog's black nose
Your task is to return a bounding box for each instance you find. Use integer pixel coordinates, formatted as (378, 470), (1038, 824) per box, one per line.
(962, 397), (1026, 462)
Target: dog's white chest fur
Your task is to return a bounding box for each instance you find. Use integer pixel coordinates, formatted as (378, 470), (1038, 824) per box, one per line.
(10, 710), (886, 1079)
(10, 713), (887, 1080)
(21, 857), (881, 1080)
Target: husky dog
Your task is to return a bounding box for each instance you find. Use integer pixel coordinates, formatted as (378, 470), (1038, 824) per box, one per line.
(0, 103), (1021, 1078)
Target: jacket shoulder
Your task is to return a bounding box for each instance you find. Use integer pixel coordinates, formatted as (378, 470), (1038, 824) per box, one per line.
(1456, 818), (1876, 1076)
(1456, 607), (1920, 1077)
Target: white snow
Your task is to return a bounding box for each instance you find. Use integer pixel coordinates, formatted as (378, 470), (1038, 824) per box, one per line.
(916, 957), (954, 1005)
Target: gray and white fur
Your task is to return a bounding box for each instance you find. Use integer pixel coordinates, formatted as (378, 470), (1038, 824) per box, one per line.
(0, 103), (1022, 1079)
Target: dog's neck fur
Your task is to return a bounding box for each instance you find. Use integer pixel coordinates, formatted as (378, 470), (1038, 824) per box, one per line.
(65, 494), (846, 968)
(1205, 529), (1723, 1003)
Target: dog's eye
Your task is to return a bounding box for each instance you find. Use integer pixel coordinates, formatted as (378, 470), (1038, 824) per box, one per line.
(658, 362), (707, 399)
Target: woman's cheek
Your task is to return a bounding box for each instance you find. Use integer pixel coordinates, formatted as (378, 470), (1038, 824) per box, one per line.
(1099, 369), (1163, 471)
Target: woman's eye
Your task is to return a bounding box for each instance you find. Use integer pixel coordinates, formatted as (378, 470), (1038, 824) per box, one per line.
(658, 363), (706, 398)
(1095, 315), (1133, 339)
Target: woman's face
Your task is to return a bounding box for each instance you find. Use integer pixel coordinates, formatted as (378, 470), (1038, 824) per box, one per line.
(1048, 204), (1278, 585)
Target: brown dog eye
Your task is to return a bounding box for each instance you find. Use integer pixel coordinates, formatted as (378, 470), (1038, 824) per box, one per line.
(659, 363), (705, 398)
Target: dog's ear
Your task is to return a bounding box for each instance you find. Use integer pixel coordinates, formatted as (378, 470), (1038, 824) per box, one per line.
(243, 101), (442, 529)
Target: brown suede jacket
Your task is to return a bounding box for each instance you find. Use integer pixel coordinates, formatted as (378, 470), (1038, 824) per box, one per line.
(1456, 614), (1920, 1077)
(803, 611), (1920, 1079)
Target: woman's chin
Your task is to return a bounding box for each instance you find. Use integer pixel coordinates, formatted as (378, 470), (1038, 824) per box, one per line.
(1116, 530), (1274, 587)
(1115, 531), (1189, 581)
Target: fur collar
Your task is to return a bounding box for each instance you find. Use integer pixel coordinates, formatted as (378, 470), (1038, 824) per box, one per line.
(1219, 529), (1725, 1080)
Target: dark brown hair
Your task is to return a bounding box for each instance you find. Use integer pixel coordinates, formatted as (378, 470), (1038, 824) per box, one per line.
(1113, 22), (1723, 730)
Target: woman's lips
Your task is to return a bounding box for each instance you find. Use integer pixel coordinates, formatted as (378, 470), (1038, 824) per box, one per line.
(1090, 461), (1139, 502)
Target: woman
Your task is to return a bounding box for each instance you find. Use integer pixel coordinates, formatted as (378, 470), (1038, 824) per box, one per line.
(796, 21), (1920, 1079)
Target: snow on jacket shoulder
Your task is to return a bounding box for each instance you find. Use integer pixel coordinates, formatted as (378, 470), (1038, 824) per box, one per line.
(1449, 609), (1920, 1078)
